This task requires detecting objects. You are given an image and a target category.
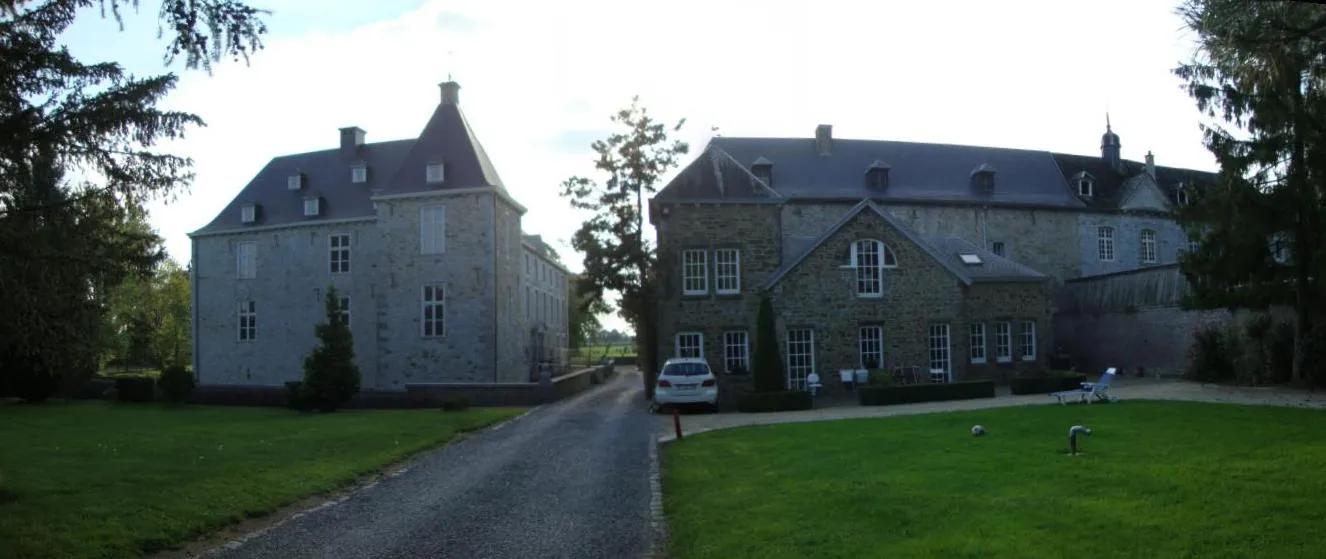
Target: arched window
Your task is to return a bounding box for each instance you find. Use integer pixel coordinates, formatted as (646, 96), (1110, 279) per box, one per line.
(851, 239), (897, 297)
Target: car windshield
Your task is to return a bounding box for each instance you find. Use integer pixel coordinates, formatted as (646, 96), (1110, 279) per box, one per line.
(663, 362), (710, 376)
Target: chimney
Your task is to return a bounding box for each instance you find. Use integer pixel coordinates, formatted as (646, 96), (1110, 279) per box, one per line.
(1145, 151), (1156, 178)
(338, 126), (365, 157)
(440, 81), (461, 105)
(815, 124), (833, 156)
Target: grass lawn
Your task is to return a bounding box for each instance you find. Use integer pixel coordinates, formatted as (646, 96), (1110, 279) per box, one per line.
(576, 344), (636, 358)
(663, 401), (1326, 559)
(0, 400), (523, 559)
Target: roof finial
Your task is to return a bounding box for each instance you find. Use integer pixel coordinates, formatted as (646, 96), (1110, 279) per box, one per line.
(1106, 111), (1112, 131)
(447, 50), (454, 82)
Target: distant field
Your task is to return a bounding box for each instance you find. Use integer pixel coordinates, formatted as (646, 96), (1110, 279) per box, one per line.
(575, 344), (636, 358)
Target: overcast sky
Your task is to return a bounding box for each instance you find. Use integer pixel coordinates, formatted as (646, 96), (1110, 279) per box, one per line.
(60, 0), (1212, 333)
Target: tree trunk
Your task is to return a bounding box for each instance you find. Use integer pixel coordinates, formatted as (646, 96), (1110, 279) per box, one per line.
(1290, 70), (1312, 387)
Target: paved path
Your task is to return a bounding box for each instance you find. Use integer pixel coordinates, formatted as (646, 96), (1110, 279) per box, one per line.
(658, 376), (1326, 441)
(211, 369), (657, 559)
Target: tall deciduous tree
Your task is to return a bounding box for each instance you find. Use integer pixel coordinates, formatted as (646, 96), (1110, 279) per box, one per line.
(567, 274), (606, 351)
(559, 98), (688, 398)
(1173, 0), (1326, 384)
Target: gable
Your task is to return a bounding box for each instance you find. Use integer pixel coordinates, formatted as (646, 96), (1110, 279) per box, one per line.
(1116, 174), (1173, 213)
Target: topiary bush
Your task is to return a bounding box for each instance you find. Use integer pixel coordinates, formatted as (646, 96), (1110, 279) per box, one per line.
(751, 295), (785, 393)
(284, 381), (312, 411)
(859, 380), (996, 406)
(1009, 371), (1087, 395)
(301, 285), (362, 412)
(158, 365), (195, 404)
(1186, 324), (1239, 382)
(114, 376), (157, 403)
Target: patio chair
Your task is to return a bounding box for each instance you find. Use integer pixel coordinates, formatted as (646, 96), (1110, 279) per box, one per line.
(1050, 367), (1118, 405)
(839, 369), (856, 391)
(807, 372), (824, 396)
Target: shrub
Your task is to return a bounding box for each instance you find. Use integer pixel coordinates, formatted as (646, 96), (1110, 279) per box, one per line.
(751, 295), (785, 393)
(736, 391), (813, 413)
(1009, 372), (1087, 395)
(1268, 320), (1296, 384)
(859, 380), (996, 406)
(1186, 324), (1240, 382)
(285, 381), (312, 411)
(440, 395), (474, 412)
(158, 365), (196, 404)
(867, 369), (893, 386)
(114, 377), (157, 403)
(302, 285), (362, 412)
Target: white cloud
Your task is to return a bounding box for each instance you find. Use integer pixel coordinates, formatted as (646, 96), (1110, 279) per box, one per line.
(145, 0), (1214, 333)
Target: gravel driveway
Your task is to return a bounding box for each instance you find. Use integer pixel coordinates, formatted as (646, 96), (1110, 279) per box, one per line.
(209, 369), (656, 559)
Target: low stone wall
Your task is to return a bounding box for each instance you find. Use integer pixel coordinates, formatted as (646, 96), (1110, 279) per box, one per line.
(63, 364), (615, 409)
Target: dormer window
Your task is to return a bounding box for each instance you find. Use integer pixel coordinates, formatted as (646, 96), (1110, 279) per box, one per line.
(1073, 171), (1095, 197)
(426, 163), (445, 183)
(866, 160), (891, 190)
(970, 163), (996, 193)
(751, 156), (773, 188)
(241, 203), (256, 224)
(1175, 183), (1190, 205)
(288, 173), (304, 190)
(304, 197), (321, 217)
(351, 164), (367, 184)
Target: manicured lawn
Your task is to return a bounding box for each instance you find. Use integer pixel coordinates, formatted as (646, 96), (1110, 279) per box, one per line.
(663, 401), (1326, 559)
(0, 400), (523, 559)
(576, 344), (637, 358)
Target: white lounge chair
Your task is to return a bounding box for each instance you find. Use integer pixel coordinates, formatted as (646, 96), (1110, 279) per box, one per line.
(1050, 367), (1118, 405)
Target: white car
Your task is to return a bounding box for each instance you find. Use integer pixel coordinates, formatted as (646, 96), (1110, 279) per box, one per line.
(654, 357), (719, 410)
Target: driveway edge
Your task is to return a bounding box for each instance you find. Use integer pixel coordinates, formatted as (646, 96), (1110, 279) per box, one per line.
(645, 436), (668, 559)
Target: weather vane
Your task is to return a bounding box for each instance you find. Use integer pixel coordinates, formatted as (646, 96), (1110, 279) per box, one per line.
(446, 50), (455, 81)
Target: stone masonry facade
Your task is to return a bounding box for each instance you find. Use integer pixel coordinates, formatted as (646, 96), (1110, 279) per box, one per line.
(192, 190), (570, 390)
(654, 202), (1051, 396)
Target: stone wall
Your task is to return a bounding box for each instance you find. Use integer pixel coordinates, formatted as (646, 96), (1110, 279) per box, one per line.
(652, 201), (1052, 395)
(192, 220), (381, 388)
(780, 202), (1081, 282)
(493, 198), (526, 383)
(1077, 213), (1189, 277)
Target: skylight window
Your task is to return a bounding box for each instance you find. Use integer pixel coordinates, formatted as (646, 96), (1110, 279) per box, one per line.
(959, 253), (983, 265)
(288, 173), (303, 190)
(351, 165), (367, 184)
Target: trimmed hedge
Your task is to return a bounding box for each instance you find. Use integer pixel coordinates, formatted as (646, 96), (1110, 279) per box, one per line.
(736, 390), (813, 413)
(114, 377), (157, 403)
(858, 380), (996, 406)
(1009, 373), (1088, 395)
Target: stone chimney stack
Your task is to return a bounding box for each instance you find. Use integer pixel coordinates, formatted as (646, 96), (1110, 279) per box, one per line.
(815, 124), (833, 156)
(1145, 151), (1156, 178)
(339, 126), (365, 157)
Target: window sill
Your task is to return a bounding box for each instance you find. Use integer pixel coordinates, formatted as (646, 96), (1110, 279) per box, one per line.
(855, 294), (884, 300)
(995, 358), (1013, 364)
(970, 359), (987, 365)
(1022, 356), (1037, 362)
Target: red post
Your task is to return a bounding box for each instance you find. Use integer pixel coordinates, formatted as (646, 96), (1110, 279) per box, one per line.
(673, 407), (683, 439)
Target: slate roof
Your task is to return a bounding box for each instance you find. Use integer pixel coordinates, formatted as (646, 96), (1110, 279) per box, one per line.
(191, 82), (509, 236)
(655, 132), (1217, 211)
(760, 199), (1048, 289)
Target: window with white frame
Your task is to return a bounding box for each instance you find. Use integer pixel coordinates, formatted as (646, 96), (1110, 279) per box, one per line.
(1077, 177), (1094, 197)
(421, 284), (445, 337)
(723, 331), (749, 374)
(241, 204), (256, 224)
(1175, 184), (1189, 205)
(1019, 320), (1037, 361)
(237, 300), (256, 341)
(928, 324), (951, 377)
(681, 249), (708, 295)
(786, 328), (815, 391)
(859, 326), (884, 369)
(675, 332), (704, 358)
(994, 321), (1012, 363)
(1140, 229), (1157, 264)
(287, 173), (303, 190)
(426, 163), (445, 183)
(304, 198), (320, 217)
(714, 248), (741, 294)
(351, 165), (367, 184)
(329, 233), (351, 274)
(969, 322), (987, 364)
(420, 204), (446, 254)
(236, 242), (256, 279)
(338, 296), (351, 328)
(852, 239), (897, 297)
(1097, 226), (1115, 261)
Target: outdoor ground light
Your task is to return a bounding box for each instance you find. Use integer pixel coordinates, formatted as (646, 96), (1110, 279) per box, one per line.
(1069, 425), (1092, 455)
